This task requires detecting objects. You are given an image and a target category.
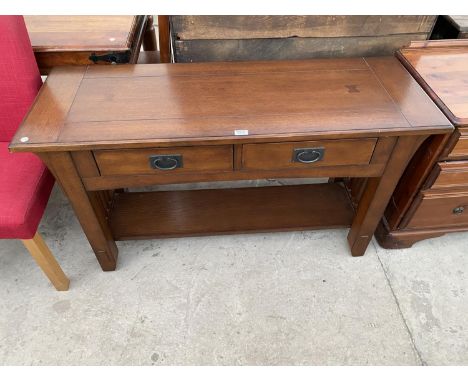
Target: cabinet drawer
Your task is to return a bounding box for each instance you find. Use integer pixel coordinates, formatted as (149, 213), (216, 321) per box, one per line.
(241, 138), (377, 171)
(94, 145), (233, 176)
(407, 191), (468, 229)
(447, 128), (468, 159)
(430, 161), (468, 190)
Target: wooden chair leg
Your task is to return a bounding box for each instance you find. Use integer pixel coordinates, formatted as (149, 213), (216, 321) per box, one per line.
(22, 232), (70, 291)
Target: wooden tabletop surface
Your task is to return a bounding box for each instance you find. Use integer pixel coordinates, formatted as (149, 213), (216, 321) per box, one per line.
(398, 45), (468, 126)
(10, 57), (452, 152)
(25, 16), (139, 52)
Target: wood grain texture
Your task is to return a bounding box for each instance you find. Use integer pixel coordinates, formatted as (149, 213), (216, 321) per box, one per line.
(25, 16), (147, 74)
(447, 128), (468, 158)
(40, 152), (118, 271)
(94, 145), (233, 176)
(384, 133), (450, 230)
(158, 15), (171, 63)
(10, 66), (86, 148)
(22, 232), (70, 291)
(406, 190), (468, 229)
(397, 45), (468, 126)
(378, 41), (468, 246)
(174, 34), (431, 62)
(171, 16), (436, 40)
(82, 164), (388, 191)
(9, 57), (452, 153)
(347, 135), (427, 256)
(26, 16), (137, 49)
(427, 161), (468, 190)
(110, 183), (354, 239)
(241, 139), (376, 170)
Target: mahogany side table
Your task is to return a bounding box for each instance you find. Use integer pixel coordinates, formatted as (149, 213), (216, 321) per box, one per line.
(25, 15), (156, 75)
(9, 58), (452, 271)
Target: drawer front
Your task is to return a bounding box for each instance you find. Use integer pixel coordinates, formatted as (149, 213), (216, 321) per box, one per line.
(94, 145), (233, 176)
(241, 138), (377, 171)
(407, 192), (468, 229)
(448, 128), (468, 159)
(430, 161), (468, 190)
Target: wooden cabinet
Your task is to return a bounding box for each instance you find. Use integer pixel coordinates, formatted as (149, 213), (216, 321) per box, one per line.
(376, 41), (468, 248)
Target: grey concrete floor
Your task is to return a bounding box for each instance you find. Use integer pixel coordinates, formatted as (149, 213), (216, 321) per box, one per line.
(0, 184), (467, 365)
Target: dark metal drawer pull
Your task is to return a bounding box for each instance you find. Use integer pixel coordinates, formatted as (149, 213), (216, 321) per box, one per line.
(453, 206), (465, 215)
(149, 154), (183, 170)
(292, 147), (325, 164)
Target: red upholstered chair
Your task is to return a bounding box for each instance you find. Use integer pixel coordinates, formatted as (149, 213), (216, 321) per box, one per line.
(0, 16), (69, 291)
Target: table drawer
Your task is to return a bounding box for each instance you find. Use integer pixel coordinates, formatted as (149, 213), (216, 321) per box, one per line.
(241, 138), (377, 171)
(94, 145), (233, 176)
(430, 161), (468, 190)
(407, 191), (468, 229)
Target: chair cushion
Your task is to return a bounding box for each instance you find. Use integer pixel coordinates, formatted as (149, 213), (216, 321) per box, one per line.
(0, 16), (42, 142)
(0, 142), (54, 239)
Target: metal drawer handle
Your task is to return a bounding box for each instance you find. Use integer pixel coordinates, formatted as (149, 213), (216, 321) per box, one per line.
(149, 154), (183, 170)
(453, 206), (465, 215)
(293, 147), (325, 164)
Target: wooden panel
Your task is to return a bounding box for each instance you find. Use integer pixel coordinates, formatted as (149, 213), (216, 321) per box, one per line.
(25, 16), (147, 74)
(83, 164), (387, 191)
(364, 57), (452, 129)
(71, 151), (100, 177)
(94, 145), (233, 176)
(429, 161), (468, 190)
(174, 34), (430, 62)
(397, 45), (468, 126)
(67, 65), (401, 124)
(448, 128), (468, 159)
(9, 66), (86, 149)
(407, 191), (468, 229)
(110, 183), (354, 239)
(26, 16), (137, 50)
(10, 57), (453, 153)
(384, 133), (450, 230)
(242, 138), (376, 170)
(171, 16), (436, 40)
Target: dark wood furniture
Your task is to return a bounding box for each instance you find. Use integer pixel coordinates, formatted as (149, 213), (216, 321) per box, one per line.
(446, 16), (468, 38)
(170, 16), (436, 62)
(9, 58), (452, 271)
(25, 16), (156, 74)
(376, 40), (468, 248)
(431, 16), (468, 40)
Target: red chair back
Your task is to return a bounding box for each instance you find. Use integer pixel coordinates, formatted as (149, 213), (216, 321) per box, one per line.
(0, 16), (42, 142)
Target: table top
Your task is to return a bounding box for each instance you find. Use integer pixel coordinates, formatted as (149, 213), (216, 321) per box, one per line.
(10, 57), (452, 152)
(25, 16), (141, 52)
(398, 44), (468, 126)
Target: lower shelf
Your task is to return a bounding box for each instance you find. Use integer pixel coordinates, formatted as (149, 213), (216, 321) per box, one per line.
(110, 183), (354, 240)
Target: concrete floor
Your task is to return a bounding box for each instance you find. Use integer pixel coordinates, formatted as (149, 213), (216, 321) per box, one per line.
(0, 184), (467, 365)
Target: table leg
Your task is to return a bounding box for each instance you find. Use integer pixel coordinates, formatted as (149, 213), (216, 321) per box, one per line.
(158, 15), (171, 63)
(347, 135), (428, 257)
(142, 15), (157, 51)
(39, 152), (118, 271)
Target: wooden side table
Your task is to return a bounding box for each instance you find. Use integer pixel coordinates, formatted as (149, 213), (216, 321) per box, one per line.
(9, 58), (452, 271)
(376, 41), (468, 248)
(25, 15), (156, 74)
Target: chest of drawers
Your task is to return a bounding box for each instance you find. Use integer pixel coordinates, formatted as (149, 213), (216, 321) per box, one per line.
(9, 58), (451, 271)
(376, 41), (468, 248)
